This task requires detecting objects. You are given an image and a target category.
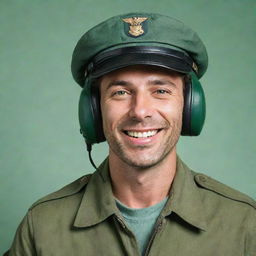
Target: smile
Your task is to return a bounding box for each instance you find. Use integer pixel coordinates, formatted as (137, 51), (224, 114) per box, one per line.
(124, 130), (159, 138)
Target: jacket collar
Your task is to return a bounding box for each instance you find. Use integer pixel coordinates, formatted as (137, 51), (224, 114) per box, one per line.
(162, 157), (207, 231)
(73, 156), (207, 231)
(73, 158), (119, 228)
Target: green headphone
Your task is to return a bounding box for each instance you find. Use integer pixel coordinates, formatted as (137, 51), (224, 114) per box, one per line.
(78, 71), (206, 145)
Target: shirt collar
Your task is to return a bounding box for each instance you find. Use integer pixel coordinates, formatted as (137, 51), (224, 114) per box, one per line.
(73, 156), (207, 231)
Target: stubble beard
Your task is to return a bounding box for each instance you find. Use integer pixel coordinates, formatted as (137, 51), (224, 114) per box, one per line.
(105, 120), (182, 170)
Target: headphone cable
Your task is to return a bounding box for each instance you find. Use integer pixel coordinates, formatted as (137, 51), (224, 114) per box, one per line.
(86, 143), (97, 169)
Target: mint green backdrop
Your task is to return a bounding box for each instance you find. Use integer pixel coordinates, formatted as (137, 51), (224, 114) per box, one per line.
(1, 0), (255, 253)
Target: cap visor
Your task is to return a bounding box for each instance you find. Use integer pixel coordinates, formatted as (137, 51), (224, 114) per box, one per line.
(89, 46), (193, 78)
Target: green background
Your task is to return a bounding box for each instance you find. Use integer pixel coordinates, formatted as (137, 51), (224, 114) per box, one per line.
(1, 0), (255, 253)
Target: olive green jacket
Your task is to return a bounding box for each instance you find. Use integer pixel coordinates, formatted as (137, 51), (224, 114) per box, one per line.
(9, 158), (256, 256)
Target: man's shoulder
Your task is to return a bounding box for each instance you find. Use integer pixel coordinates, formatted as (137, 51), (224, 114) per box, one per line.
(192, 171), (256, 210)
(29, 173), (92, 210)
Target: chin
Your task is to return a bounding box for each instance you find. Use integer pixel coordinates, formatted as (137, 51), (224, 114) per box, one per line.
(120, 150), (173, 170)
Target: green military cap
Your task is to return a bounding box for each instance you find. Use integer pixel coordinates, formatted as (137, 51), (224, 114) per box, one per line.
(71, 12), (208, 87)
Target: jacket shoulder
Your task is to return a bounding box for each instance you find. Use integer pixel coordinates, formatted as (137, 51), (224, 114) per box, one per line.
(30, 174), (92, 209)
(193, 172), (256, 209)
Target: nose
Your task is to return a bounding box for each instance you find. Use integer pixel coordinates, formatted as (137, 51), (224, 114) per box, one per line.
(128, 92), (153, 120)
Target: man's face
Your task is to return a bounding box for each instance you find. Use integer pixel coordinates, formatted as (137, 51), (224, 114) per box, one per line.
(100, 65), (184, 169)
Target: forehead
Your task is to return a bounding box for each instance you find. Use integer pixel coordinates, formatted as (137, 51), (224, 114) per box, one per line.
(99, 65), (184, 89)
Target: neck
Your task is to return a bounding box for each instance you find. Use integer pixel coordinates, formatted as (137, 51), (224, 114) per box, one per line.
(109, 149), (177, 208)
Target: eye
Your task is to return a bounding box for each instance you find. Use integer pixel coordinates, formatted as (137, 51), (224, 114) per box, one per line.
(111, 89), (131, 99)
(156, 89), (169, 94)
(113, 90), (128, 96)
(154, 88), (172, 96)
(152, 88), (172, 99)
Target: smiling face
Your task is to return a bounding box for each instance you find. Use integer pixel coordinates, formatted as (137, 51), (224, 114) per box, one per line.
(100, 65), (184, 169)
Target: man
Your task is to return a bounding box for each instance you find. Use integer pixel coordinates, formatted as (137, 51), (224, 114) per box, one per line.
(8, 13), (255, 255)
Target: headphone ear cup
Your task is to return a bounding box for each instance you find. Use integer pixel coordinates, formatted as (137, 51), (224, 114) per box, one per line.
(78, 79), (105, 144)
(181, 72), (206, 136)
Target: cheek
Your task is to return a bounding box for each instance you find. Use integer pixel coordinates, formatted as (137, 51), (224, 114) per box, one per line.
(101, 101), (124, 132)
(160, 97), (184, 121)
(175, 95), (184, 115)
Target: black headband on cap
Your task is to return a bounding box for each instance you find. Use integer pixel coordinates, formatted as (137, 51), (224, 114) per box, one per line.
(86, 46), (198, 79)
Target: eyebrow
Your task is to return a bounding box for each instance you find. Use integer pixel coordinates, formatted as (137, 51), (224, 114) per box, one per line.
(107, 80), (132, 88)
(148, 79), (177, 87)
(106, 79), (177, 90)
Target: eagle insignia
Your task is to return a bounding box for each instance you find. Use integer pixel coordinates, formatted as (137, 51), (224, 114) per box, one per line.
(122, 17), (148, 37)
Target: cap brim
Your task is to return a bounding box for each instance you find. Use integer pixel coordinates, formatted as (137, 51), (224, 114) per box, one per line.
(89, 46), (196, 78)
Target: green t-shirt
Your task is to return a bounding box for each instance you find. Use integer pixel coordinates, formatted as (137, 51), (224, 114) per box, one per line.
(116, 197), (168, 255)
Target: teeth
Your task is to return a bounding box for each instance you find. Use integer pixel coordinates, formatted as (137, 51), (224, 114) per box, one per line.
(126, 130), (158, 138)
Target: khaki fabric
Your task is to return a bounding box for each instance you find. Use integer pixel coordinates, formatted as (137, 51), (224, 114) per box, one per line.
(9, 157), (256, 256)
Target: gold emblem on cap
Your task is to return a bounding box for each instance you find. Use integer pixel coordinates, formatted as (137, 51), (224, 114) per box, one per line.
(122, 17), (148, 37)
